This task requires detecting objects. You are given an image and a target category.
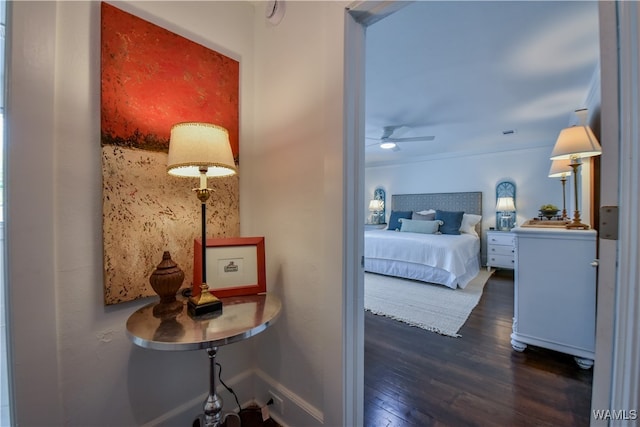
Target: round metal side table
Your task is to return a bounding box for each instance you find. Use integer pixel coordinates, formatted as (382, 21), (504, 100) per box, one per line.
(126, 293), (281, 427)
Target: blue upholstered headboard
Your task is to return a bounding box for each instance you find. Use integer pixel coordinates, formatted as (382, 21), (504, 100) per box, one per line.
(392, 192), (482, 216)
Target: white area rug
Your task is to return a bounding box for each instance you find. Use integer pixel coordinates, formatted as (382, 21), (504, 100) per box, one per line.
(364, 269), (494, 337)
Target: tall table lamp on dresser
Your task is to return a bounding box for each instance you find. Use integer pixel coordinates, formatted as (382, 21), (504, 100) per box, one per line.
(548, 159), (573, 221)
(166, 122), (237, 316)
(550, 108), (601, 229)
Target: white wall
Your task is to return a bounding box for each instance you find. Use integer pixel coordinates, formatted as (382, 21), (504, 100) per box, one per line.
(364, 149), (569, 226)
(247, 2), (350, 426)
(7, 1), (352, 426)
(7, 2), (259, 425)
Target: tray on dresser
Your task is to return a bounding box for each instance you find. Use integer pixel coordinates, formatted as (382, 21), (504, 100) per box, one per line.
(520, 219), (571, 228)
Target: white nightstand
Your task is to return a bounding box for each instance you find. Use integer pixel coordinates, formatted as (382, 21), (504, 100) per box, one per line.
(486, 230), (515, 270)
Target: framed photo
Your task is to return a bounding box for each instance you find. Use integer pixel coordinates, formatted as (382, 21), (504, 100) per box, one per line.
(193, 237), (266, 298)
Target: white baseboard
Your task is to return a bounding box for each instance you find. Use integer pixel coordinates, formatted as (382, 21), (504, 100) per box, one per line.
(252, 369), (324, 427)
(140, 368), (324, 427)
(141, 370), (255, 427)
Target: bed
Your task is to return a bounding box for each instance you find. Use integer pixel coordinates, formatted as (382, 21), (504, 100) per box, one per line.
(364, 192), (482, 289)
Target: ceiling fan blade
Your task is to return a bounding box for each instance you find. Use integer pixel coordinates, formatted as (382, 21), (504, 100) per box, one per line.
(385, 135), (435, 143)
(365, 126), (434, 151)
(381, 125), (401, 139)
(365, 139), (382, 147)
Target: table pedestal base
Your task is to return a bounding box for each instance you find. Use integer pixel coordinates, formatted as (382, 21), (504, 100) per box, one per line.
(193, 347), (223, 427)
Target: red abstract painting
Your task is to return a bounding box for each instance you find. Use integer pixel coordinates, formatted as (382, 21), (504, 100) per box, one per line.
(100, 3), (240, 305)
(101, 2), (239, 159)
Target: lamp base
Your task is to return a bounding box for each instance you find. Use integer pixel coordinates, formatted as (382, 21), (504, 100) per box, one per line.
(566, 210), (590, 230)
(499, 215), (512, 231)
(187, 283), (223, 317)
(566, 221), (590, 230)
(187, 298), (223, 317)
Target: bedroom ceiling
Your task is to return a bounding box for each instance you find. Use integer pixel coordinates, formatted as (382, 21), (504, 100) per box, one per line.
(364, 1), (600, 167)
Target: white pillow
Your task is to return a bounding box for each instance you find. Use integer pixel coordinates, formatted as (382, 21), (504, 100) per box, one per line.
(459, 213), (482, 237)
(417, 209), (436, 215)
(399, 218), (443, 234)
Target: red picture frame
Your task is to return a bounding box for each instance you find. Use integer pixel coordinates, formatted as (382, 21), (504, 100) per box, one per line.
(193, 237), (266, 298)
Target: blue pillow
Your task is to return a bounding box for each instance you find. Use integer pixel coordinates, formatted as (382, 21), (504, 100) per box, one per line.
(435, 210), (464, 235)
(400, 219), (443, 234)
(387, 210), (412, 231)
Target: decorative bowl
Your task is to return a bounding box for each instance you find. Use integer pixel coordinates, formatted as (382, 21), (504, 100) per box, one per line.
(539, 209), (559, 220)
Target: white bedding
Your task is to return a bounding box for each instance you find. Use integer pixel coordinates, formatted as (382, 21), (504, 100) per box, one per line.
(364, 229), (480, 289)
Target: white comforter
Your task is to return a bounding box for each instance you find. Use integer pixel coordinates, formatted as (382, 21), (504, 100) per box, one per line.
(364, 229), (480, 288)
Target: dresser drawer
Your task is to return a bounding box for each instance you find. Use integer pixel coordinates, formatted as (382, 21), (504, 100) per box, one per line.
(488, 233), (514, 246)
(488, 254), (514, 269)
(489, 244), (514, 256)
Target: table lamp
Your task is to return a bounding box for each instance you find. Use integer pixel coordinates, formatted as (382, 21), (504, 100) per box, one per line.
(548, 159), (573, 220)
(167, 122), (237, 316)
(496, 196), (516, 230)
(550, 109), (601, 230)
(368, 199), (384, 224)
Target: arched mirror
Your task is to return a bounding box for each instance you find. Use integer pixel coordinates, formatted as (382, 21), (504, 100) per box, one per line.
(495, 181), (516, 230)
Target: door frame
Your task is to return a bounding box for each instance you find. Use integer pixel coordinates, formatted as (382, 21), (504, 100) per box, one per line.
(343, 1), (638, 424)
(594, 1), (640, 420)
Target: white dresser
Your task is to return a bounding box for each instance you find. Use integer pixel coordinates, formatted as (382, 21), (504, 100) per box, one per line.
(511, 227), (597, 369)
(486, 230), (515, 270)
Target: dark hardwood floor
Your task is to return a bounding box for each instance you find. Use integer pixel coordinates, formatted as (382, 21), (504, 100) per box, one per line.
(364, 269), (593, 427)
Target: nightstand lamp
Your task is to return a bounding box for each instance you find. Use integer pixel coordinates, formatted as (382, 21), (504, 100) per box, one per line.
(496, 196), (516, 231)
(368, 199), (384, 224)
(550, 109), (601, 230)
(548, 159), (572, 220)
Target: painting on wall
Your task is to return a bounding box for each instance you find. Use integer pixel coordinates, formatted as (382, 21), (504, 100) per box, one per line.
(100, 2), (240, 305)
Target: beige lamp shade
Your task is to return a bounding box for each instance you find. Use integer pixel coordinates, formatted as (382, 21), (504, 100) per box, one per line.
(548, 159), (573, 178)
(167, 122), (237, 178)
(550, 125), (602, 160)
(496, 196), (516, 211)
(369, 199), (384, 211)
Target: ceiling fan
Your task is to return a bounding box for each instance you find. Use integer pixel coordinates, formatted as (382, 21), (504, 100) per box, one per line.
(365, 125), (435, 151)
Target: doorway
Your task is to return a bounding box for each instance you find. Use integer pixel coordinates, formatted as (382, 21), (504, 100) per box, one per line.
(345, 1), (623, 424)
